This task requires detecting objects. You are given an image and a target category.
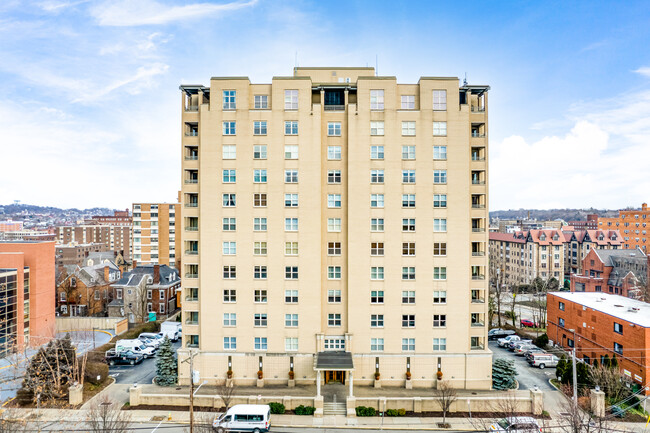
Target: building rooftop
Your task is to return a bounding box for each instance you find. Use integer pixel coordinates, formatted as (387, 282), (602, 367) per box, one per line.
(489, 232), (525, 243)
(550, 291), (650, 327)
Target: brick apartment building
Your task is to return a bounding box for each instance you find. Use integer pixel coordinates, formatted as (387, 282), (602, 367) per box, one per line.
(132, 202), (180, 269)
(86, 209), (131, 226)
(0, 242), (56, 357)
(565, 229), (623, 276)
(598, 203), (650, 251)
(55, 242), (108, 267)
(547, 291), (650, 394)
(568, 214), (598, 231)
(56, 224), (132, 261)
(0, 221), (23, 232)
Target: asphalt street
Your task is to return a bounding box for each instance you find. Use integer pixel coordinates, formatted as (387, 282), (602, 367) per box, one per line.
(489, 340), (556, 391)
(109, 340), (181, 385)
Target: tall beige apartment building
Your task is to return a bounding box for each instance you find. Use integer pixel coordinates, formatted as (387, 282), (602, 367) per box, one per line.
(132, 203), (180, 269)
(179, 67), (491, 392)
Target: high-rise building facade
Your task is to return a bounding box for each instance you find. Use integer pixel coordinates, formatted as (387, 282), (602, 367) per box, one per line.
(598, 203), (650, 251)
(179, 67), (490, 391)
(132, 203), (180, 269)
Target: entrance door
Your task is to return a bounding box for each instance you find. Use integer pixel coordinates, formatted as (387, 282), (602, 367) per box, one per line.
(325, 371), (345, 384)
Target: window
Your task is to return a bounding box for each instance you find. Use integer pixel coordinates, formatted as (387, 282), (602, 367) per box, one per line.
(371, 218), (384, 232)
(328, 122), (341, 136)
(285, 121), (298, 135)
(559, 301), (565, 311)
(223, 90), (236, 110)
(433, 145), (447, 160)
(328, 194), (341, 208)
(402, 218), (416, 232)
(285, 194), (298, 207)
(285, 338), (298, 351)
(402, 338), (415, 351)
(433, 290), (447, 304)
(254, 217), (267, 231)
(328, 242), (341, 255)
(402, 314), (415, 328)
(253, 121), (267, 135)
(402, 170), (416, 184)
(328, 146), (341, 160)
(433, 242), (447, 256)
(433, 90), (447, 110)
(433, 314), (446, 327)
(559, 318), (565, 327)
(371, 194), (384, 208)
(285, 290), (298, 303)
(285, 145), (299, 159)
(223, 169), (236, 183)
(223, 121), (236, 135)
(223, 242), (236, 255)
(285, 242), (299, 255)
(253, 169), (267, 183)
(222, 145), (236, 159)
(402, 242), (415, 256)
(433, 121), (447, 136)
(433, 338), (447, 351)
(371, 314), (384, 327)
(223, 290), (236, 303)
(614, 322), (623, 334)
(433, 170), (447, 184)
(223, 218), (236, 231)
(223, 313), (237, 327)
(285, 218), (298, 231)
(285, 170), (298, 183)
(433, 267), (447, 280)
(371, 338), (384, 351)
(328, 289), (341, 303)
(285, 89), (298, 110)
(402, 194), (415, 208)
(401, 95), (415, 109)
(370, 121), (384, 135)
(223, 337), (237, 350)
(254, 313), (267, 327)
(402, 145), (415, 160)
(223, 266), (236, 279)
(371, 266), (384, 280)
(285, 266), (299, 279)
(614, 342), (623, 355)
(370, 89), (384, 109)
(402, 267), (415, 280)
(328, 314), (341, 326)
(253, 242), (267, 255)
(223, 194), (236, 207)
(328, 170), (341, 184)
(371, 290), (384, 303)
(254, 290), (267, 303)
(370, 145), (384, 159)
(285, 314), (298, 327)
(328, 266), (341, 279)
(253, 145), (267, 159)
(254, 337), (267, 350)
(254, 193), (267, 207)
(328, 218), (341, 232)
(254, 265), (267, 279)
(434, 218), (447, 232)
(402, 121), (416, 136)
(371, 242), (384, 256)
(433, 194), (447, 208)
(402, 290), (415, 304)
(254, 95), (268, 109)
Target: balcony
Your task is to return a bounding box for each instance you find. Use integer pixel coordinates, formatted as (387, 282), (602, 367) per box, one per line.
(185, 296), (198, 302)
(186, 342), (199, 348)
(471, 342), (485, 350)
(185, 155), (198, 161)
(472, 274), (485, 280)
(472, 227), (485, 232)
(184, 179), (198, 184)
(185, 203), (198, 208)
(185, 105), (198, 112)
(185, 226), (198, 232)
(471, 321), (485, 327)
(185, 130), (198, 137)
(185, 319), (199, 325)
(471, 155), (486, 161)
(472, 204), (486, 209)
(472, 179), (486, 185)
(471, 132), (486, 138)
(471, 297), (485, 304)
(324, 105), (345, 111)
(472, 252), (485, 256)
(185, 250), (198, 255)
(185, 273), (198, 279)
(471, 106), (486, 112)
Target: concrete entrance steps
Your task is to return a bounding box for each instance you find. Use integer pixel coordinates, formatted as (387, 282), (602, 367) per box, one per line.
(323, 402), (347, 415)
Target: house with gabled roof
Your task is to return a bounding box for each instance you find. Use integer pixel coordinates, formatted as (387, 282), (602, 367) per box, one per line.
(56, 259), (121, 316)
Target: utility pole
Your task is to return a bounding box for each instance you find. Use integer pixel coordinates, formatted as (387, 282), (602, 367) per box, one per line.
(92, 326), (96, 349)
(572, 347), (578, 405)
(182, 350), (198, 433)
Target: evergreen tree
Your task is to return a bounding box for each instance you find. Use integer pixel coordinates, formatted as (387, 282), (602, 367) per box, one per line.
(155, 336), (177, 386)
(611, 354), (618, 369)
(492, 358), (517, 390)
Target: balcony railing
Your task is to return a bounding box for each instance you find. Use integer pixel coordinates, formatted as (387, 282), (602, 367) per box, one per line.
(472, 252), (486, 256)
(185, 226), (198, 231)
(324, 105), (345, 111)
(472, 227), (485, 232)
(472, 275), (486, 280)
(471, 298), (485, 304)
(185, 320), (199, 325)
(185, 203), (198, 208)
(185, 296), (198, 302)
(471, 106), (486, 112)
(186, 342), (199, 348)
(471, 156), (486, 161)
(471, 343), (485, 350)
(185, 155), (198, 160)
(185, 131), (198, 136)
(185, 106), (198, 112)
(471, 322), (485, 327)
(184, 179), (198, 184)
(185, 250), (198, 255)
(472, 180), (486, 185)
(472, 204), (486, 209)
(471, 132), (486, 138)
(185, 273), (198, 279)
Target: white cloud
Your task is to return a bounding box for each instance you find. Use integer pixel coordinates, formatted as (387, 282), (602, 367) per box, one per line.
(634, 67), (650, 77)
(72, 63), (169, 103)
(90, 0), (258, 26)
(38, 0), (89, 13)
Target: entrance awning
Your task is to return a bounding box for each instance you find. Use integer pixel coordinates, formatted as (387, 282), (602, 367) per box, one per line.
(315, 351), (354, 370)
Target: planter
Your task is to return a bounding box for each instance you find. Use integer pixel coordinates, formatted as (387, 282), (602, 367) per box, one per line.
(288, 379), (295, 388)
(226, 378), (234, 388)
(374, 379), (381, 389)
(257, 378), (264, 388)
(405, 380), (413, 389)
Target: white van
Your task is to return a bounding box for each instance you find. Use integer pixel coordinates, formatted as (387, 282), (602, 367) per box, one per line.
(115, 339), (155, 359)
(528, 353), (559, 369)
(160, 321), (182, 342)
(497, 335), (520, 348)
(212, 404), (271, 433)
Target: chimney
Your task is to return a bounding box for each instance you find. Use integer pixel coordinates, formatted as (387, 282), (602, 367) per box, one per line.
(132, 259), (137, 269)
(153, 264), (160, 284)
(85, 251), (89, 257)
(643, 203), (648, 211)
(103, 265), (110, 283)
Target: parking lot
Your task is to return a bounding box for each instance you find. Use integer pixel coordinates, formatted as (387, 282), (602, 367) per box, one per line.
(108, 339), (181, 385)
(489, 340), (556, 391)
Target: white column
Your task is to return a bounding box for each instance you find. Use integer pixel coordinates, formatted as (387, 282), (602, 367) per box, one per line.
(316, 371), (321, 397)
(348, 371), (353, 397)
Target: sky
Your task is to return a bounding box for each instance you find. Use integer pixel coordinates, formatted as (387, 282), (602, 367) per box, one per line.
(1, 0), (649, 211)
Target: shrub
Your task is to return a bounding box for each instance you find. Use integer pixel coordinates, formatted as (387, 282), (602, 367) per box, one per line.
(295, 405), (315, 415)
(534, 333), (549, 349)
(355, 406), (376, 417)
(85, 361), (109, 385)
(397, 408), (406, 416)
(269, 402), (285, 414)
(385, 408), (406, 416)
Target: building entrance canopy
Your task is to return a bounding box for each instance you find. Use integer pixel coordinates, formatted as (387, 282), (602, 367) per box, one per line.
(315, 351), (354, 371)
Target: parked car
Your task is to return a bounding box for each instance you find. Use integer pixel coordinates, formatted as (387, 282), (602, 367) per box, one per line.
(520, 319), (538, 328)
(514, 344), (538, 356)
(105, 349), (144, 366)
(498, 335), (521, 348)
(115, 339), (156, 359)
(522, 347), (545, 358)
(488, 328), (516, 340)
(139, 332), (165, 345)
(509, 339), (532, 351)
(528, 353), (559, 369)
(138, 336), (159, 350)
(489, 416), (542, 432)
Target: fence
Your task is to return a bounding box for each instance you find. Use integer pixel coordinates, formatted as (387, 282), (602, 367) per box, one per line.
(55, 317), (128, 336)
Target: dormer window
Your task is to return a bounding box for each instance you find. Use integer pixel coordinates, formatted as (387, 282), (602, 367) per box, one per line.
(540, 235), (546, 241)
(553, 235), (558, 241)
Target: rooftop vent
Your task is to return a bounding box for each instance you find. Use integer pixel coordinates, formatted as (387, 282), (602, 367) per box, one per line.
(628, 307), (640, 313)
(614, 304), (624, 308)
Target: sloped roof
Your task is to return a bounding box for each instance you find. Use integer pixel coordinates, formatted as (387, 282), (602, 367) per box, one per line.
(112, 265), (180, 288)
(489, 232), (525, 243)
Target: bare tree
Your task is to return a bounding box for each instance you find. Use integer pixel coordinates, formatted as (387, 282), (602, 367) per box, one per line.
(548, 390), (611, 433)
(588, 364), (631, 405)
(490, 269), (505, 327)
(185, 412), (218, 433)
(216, 378), (237, 411)
(87, 395), (133, 433)
(509, 285), (519, 327)
(434, 380), (457, 426)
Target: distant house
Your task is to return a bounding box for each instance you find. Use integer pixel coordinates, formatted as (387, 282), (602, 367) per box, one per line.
(56, 257), (121, 316)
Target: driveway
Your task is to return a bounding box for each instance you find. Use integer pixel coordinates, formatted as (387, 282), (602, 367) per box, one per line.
(489, 341), (555, 391)
(108, 340), (181, 386)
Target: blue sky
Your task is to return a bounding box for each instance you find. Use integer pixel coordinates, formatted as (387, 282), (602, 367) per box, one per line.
(1, 0), (649, 210)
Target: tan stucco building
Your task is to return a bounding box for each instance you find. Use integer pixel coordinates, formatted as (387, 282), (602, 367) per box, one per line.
(178, 67), (491, 392)
(132, 202), (180, 269)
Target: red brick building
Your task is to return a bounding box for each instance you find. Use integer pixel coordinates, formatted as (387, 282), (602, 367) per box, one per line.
(568, 214), (599, 231)
(598, 203), (650, 251)
(570, 248), (647, 298)
(548, 292), (650, 394)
